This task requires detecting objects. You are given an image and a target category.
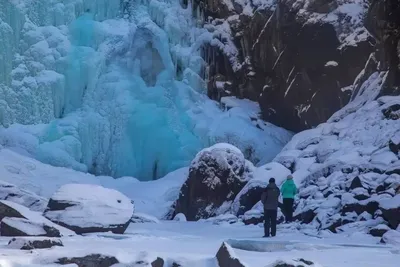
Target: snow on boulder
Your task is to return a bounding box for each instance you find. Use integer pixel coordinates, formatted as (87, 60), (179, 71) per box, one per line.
(0, 180), (48, 212)
(231, 162), (290, 216)
(380, 230), (400, 245)
(0, 200), (74, 237)
(1, 217), (61, 237)
(216, 242), (248, 267)
(379, 195), (400, 229)
(44, 184), (134, 234)
(203, 214), (239, 225)
(173, 144), (253, 220)
(7, 237), (63, 250)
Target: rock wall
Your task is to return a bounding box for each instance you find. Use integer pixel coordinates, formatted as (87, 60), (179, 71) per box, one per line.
(196, 0), (400, 132)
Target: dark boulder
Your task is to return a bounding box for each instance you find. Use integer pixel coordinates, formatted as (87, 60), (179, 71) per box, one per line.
(57, 254), (119, 267)
(7, 237), (63, 250)
(0, 181), (47, 212)
(369, 224), (390, 237)
(0, 201), (25, 221)
(173, 144), (253, 220)
(294, 209), (316, 224)
(380, 195), (400, 229)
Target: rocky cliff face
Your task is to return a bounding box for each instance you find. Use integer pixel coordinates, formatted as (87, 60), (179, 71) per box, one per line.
(196, 0), (400, 132)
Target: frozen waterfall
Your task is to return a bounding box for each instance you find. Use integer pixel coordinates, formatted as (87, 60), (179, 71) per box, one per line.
(0, 0), (292, 180)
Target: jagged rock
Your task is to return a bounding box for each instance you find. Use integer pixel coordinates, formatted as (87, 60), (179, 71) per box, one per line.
(151, 257), (164, 267)
(349, 177), (363, 190)
(1, 217), (61, 237)
(389, 133), (400, 154)
(369, 224), (391, 237)
(57, 254), (119, 267)
(44, 184), (134, 234)
(173, 144), (253, 220)
(216, 242), (246, 267)
(7, 237), (63, 250)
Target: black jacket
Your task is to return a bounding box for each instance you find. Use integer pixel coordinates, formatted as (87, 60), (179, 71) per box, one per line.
(261, 183), (280, 210)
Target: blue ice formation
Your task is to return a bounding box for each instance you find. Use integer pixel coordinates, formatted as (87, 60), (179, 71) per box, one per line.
(0, 0), (293, 180)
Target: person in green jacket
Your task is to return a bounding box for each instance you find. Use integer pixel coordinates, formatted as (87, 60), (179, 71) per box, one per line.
(281, 174), (297, 222)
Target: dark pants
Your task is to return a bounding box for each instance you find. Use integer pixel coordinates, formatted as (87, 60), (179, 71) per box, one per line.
(283, 198), (294, 222)
(264, 209), (277, 236)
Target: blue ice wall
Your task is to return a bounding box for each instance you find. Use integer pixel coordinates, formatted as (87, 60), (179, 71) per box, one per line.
(0, 0), (293, 180)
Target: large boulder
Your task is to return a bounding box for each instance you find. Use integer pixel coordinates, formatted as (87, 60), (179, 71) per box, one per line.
(380, 230), (400, 245)
(0, 200), (74, 237)
(8, 237), (63, 250)
(173, 144), (253, 221)
(44, 184), (134, 234)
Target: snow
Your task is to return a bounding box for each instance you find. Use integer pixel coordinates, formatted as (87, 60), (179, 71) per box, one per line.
(325, 61), (339, 67)
(0, 148), (185, 219)
(0, 221), (398, 267)
(44, 184), (134, 228)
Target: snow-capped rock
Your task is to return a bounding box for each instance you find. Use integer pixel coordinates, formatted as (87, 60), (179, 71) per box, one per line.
(7, 237), (63, 250)
(0, 200), (74, 237)
(173, 144), (253, 220)
(369, 224), (391, 237)
(44, 184), (134, 234)
(216, 242), (247, 267)
(1, 217), (61, 237)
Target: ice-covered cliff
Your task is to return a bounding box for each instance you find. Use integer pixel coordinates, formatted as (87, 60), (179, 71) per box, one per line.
(0, 0), (292, 180)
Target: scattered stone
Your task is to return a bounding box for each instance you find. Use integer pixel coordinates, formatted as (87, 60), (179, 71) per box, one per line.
(173, 213), (187, 222)
(57, 254), (119, 267)
(7, 237), (63, 250)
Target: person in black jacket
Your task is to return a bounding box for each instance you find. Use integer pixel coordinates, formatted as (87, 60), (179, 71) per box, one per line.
(261, 178), (280, 237)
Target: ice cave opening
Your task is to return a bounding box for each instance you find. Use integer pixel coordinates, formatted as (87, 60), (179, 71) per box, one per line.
(0, 0), (293, 181)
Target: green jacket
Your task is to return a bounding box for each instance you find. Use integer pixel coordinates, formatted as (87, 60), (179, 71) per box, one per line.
(281, 179), (297, 199)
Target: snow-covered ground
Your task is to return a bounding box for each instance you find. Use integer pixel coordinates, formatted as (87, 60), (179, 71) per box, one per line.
(0, 221), (398, 267)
